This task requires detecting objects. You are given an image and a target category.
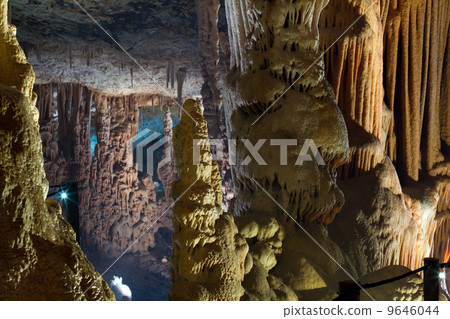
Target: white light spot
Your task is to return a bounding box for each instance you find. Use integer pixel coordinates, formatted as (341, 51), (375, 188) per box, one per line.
(110, 276), (132, 301)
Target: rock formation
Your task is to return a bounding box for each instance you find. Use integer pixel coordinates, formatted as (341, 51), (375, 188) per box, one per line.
(319, 0), (450, 273)
(0, 0), (114, 300)
(35, 84), (68, 185)
(84, 94), (170, 257)
(169, 0), (449, 301)
(34, 82), (174, 259)
(3, 0), (449, 301)
(195, 0), (222, 140)
(176, 67), (187, 118)
(169, 0), (351, 300)
(381, 0), (449, 182)
(169, 99), (247, 300)
(320, 0), (384, 143)
(157, 106), (177, 204)
(225, 0), (349, 224)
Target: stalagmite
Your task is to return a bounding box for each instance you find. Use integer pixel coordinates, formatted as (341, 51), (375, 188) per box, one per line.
(157, 107), (177, 204)
(169, 99), (248, 300)
(0, 0), (114, 300)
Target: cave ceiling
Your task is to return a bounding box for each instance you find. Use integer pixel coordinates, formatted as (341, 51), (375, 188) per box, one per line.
(11, 0), (228, 95)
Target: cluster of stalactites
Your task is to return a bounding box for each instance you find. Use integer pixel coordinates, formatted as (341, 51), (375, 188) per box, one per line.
(224, 0), (332, 116)
(320, 0), (384, 142)
(321, 0), (450, 184)
(382, 0), (449, 182)
(196, 0), (221, 109)
(34, 82), (172, 258)
(225, 0), (329, 74)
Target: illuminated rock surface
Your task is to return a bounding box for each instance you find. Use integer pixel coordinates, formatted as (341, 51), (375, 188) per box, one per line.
(0, 0), (114, 300)
(169, 99), (247, 300)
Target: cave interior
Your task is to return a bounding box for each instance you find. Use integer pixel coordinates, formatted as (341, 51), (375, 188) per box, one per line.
(0, 0), (449, 301)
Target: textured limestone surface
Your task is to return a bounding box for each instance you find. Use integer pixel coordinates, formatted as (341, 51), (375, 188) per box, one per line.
(214, 0), (449, 300)
(0, 0), (114, 300)
(169, 99), (247, 300)
(321, 0), (450, 275)
(224, 0), (349, 225)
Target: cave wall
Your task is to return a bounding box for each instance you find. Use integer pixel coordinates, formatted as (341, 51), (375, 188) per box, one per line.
(0, 0), (114, 300)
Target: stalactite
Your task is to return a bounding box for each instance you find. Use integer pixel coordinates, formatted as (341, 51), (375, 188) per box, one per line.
(337, 121), (385, 180)
(434, 214), (450, 264)
(224, 0), (348, 224)
(219, 32), (231, 72)
(320, 0), (384, 179)
(36, 41), (41, 61)
(219, 110), (234, 213)
(166, 60), (175, 89)
(176, 67), (187, 118)
(320, 0), (384, 141)
(195, 0), (221, 108)
(130, 68), (133, 88)
(441, 37), (450, 149)
(220, 0), (354, 301)
(196, 0), (223, 148)
(382, 0), (450, 182)
(317, 0), (450, 277)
